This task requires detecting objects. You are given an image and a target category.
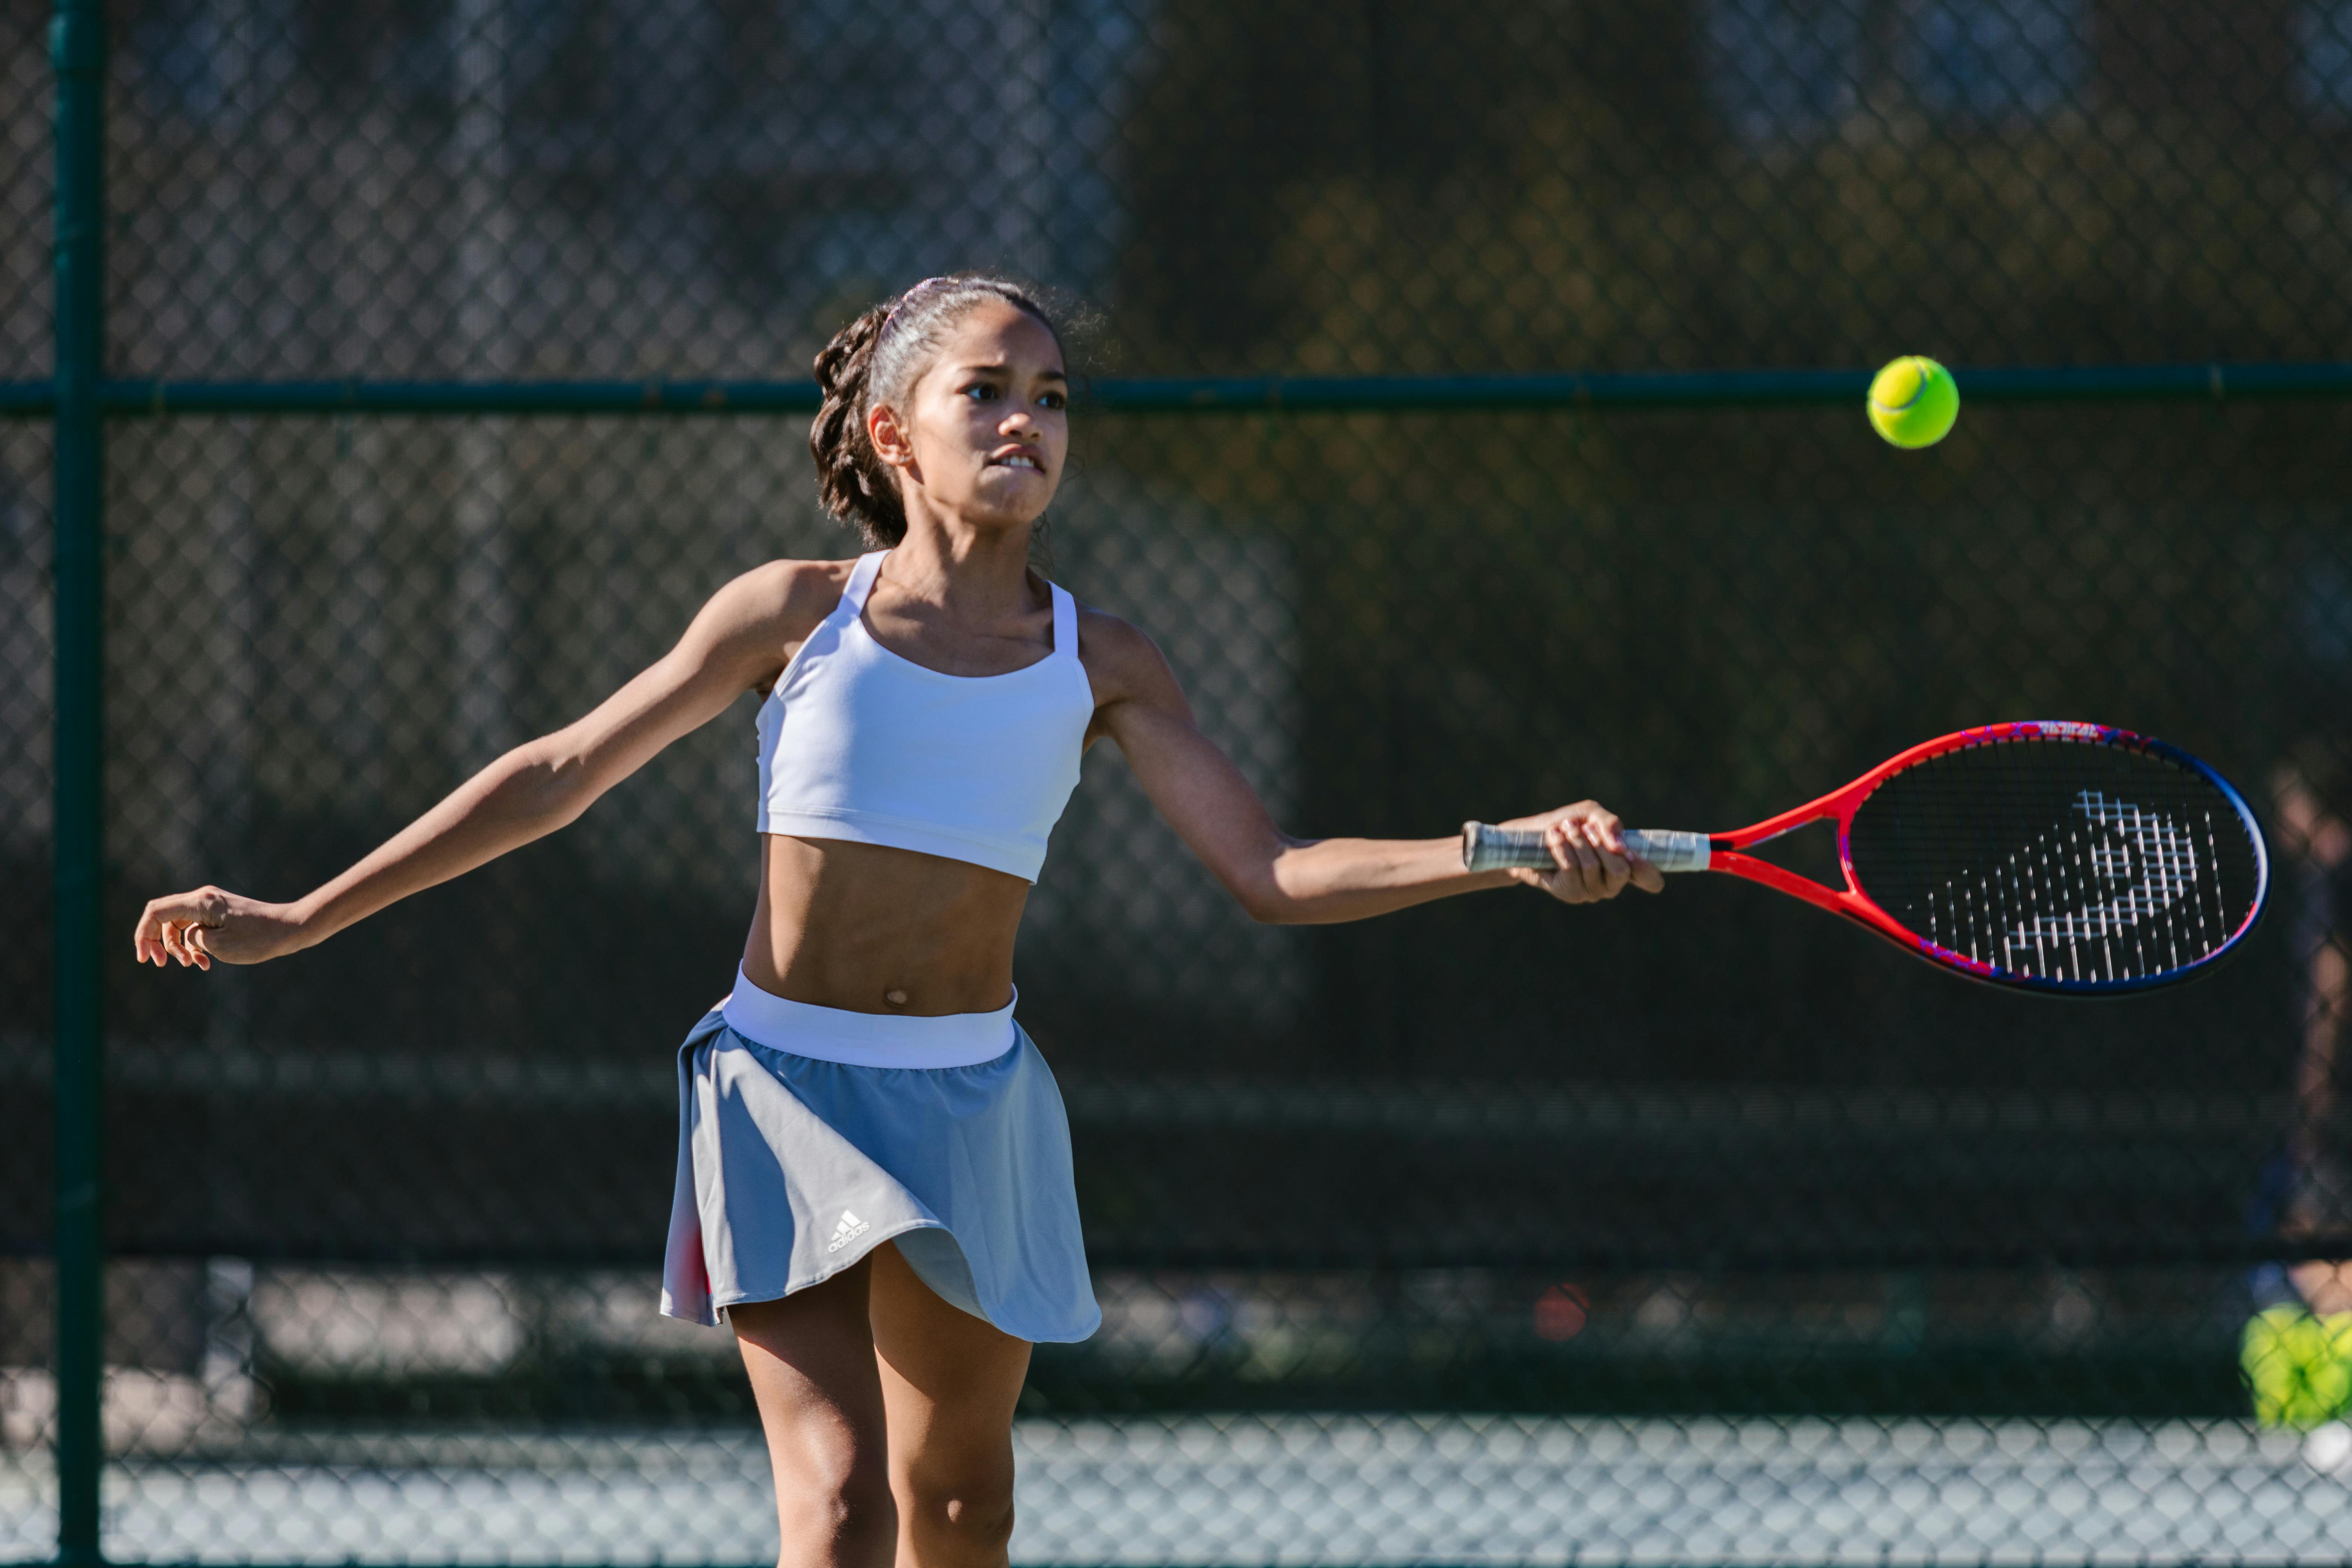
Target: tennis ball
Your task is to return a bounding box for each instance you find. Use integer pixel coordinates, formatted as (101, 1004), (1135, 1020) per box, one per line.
(2243, 1305), (2352, 1429)
(1867, 356), (1959, 449)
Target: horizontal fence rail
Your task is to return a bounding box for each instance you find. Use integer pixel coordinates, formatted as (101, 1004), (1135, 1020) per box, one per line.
(12, 362), (2352, 418)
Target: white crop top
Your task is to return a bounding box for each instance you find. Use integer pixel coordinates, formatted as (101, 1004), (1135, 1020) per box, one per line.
(754, 550), (1094, 882)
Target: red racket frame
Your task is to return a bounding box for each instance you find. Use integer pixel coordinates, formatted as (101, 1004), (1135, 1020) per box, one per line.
(1697, 720), (2268, 991)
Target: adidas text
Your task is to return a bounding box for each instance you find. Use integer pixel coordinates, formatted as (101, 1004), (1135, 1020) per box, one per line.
(825, 1209), (872, 1254)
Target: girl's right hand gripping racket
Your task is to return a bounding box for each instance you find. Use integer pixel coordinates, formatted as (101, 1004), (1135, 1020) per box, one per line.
(1463, 721), (2269, 994)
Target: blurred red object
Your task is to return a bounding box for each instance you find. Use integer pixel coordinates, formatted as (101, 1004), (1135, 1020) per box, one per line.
(1534, 1283), (1590, 1342)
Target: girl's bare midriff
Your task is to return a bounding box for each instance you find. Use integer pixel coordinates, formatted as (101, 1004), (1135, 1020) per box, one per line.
(742, 833), (1029, 1016)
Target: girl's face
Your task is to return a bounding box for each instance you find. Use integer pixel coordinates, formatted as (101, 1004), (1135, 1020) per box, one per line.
(870, 299), (1068, 532)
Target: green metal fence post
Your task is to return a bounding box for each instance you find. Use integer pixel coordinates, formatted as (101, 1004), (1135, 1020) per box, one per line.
(50, 2), (106, 1565)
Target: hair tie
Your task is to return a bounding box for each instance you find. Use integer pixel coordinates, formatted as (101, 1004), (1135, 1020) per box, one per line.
(879, 276), (955, 338)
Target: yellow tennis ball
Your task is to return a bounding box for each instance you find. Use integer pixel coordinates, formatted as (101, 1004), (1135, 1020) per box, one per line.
(1867, 356), (1959, 449)
(2243, 1306), (2352, 1429)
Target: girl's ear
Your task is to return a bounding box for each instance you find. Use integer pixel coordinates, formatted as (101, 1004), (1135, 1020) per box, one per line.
(868, 403), (913, 469)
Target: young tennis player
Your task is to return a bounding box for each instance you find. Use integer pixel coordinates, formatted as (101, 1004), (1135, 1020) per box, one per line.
(132, 274), (1661, 1568)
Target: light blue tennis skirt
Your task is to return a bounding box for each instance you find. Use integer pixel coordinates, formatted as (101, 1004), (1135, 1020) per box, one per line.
(658, 972), (1100, 1344)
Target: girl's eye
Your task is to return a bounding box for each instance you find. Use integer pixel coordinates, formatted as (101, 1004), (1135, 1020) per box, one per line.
(964, 383), (1000, 402)
(1038, 391), (1065, 410)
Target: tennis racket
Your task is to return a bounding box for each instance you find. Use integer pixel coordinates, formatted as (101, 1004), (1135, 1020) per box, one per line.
(1463, 721), (2269, 994)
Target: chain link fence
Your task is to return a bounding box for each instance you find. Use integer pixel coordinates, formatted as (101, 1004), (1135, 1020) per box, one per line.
(11, 0), (2352, 1560)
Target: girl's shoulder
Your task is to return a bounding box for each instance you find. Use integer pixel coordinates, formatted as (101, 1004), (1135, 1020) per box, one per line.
(685, 558), (865, 692)
(1068, 598), (1179, 708)
(723, 555), (862, 632)
(1068, 595), (1144, 660)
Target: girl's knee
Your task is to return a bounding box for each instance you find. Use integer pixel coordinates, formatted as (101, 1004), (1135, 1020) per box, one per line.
(902, 1467), (1016, 1560)
(779, 1457), (898, 1568)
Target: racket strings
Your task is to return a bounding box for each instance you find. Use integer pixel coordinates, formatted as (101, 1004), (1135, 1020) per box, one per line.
(1848, 735), (2262, 986)
(2006, 793), (2195, 944)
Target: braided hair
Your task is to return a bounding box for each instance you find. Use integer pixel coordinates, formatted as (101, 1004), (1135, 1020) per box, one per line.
(809, 274), (1062, 547)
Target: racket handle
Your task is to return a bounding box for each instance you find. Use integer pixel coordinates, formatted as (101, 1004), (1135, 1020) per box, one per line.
(1461, 822), (1712, 874)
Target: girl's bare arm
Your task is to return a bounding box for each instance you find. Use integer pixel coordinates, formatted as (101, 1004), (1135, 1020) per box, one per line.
(134, 561), (843, 969)
(1080, 609), (1661, 925)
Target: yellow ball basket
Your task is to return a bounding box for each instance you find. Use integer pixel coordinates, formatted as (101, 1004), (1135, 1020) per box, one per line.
(2243, 1305), (2352, 1429)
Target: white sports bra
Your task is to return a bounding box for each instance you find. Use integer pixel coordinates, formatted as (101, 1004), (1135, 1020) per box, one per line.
(754, 550), (1095, 882)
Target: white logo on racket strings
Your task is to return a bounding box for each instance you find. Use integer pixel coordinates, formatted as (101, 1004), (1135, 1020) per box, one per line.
(825, 1209), (872, 1254)
(2003, 789), (2196, 950)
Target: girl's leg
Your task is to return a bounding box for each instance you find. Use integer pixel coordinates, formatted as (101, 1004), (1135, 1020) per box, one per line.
(866, 1241), (1035, 1568)
(731, 1256), (896, 1568)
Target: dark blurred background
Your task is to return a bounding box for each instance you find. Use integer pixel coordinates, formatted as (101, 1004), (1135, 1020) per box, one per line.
(5, 3), (2352, 1535)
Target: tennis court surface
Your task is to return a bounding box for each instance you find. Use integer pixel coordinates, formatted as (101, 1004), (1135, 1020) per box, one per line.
(7, 1415), (2352, 1565)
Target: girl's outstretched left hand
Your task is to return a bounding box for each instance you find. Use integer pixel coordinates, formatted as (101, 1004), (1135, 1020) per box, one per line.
(134, 887), (305, 970)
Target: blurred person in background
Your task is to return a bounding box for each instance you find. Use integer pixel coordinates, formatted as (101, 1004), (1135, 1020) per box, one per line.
(127, 274), (1661, 1568)
(2245, 754), (2352, 1432)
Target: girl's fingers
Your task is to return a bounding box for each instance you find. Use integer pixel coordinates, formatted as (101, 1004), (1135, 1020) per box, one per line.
(1575, 819), (1631, 891)
(1543, 827), (1583, 898)
(1574, 828), (1612, 895)
(1588, 812), (1626, 857)
(143, 902), (182, 964)
(138, 891), (234, 969)
(1584, 818), (1636, 896)
(1546, 824), (1606, 902)
(135, 903), (177, 965)
(164, 914), (211, 966)
(1560, 816), (1634, 901)
(1514, 807), (1650, 904)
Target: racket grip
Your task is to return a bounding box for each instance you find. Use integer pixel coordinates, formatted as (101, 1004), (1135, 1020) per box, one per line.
(1461, 822), (1712, 874)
